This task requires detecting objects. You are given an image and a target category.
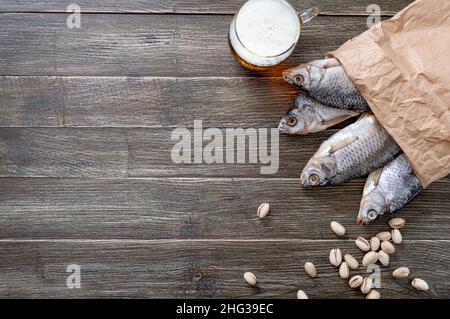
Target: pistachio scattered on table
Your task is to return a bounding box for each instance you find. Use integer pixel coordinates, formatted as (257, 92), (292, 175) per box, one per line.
(244, 272), (257, 286)
(339, 262), (350, 279)
(389, 217), (406, 229)
(381, 241), (396, 254)
(366, 289), (381, 299)
(331, 221), (346, 236)
(256, 203), (270, 219)
(297, 290), (309, 299)
(304, 262), (317, 278)
(411, 278), (429, 291)
(355, 237), (371, 252)
(392, 229), (403, 244)
(344, 254), (359, 270)
(362, 251), (379, 267)
(329, 248), (342, 267)
(349, 275), (363, 288)
(393, 267), (410, 278)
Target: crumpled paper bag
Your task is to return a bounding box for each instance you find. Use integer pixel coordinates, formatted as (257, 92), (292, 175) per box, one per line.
(328, 0), (450, 188)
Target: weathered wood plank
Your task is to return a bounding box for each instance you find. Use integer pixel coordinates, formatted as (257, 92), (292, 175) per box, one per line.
(0, 178), (448, 240)
(1, 127), (448, 179)
(0, 76), (64, 127)
(0, 128), (128, 177)
(0, 0), (414, 15)
(126, 127), (361, 178)
(0, 240), (447, 298)
(0, 14), (373, 76)
(0, 76), (298, 128)
(0, 127), (336, 177)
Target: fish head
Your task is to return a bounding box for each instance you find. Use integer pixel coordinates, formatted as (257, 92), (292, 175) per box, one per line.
(282, 63), (324, 91)
(278, 107), (306, 135)
(278, 95), (317, 135)
(357, 192), (388, 225)
(282, 64), (312, 90)
(300, 157), (335, 188)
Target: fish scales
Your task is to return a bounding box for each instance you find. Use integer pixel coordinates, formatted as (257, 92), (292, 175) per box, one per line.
(300, 113), (402, 187)
(278, 94), (359, 135)
(283, 58), (370, 112)
(358, 154), (423, 224)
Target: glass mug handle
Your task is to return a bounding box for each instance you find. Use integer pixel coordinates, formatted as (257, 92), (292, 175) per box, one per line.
(299, 6), (320, 25)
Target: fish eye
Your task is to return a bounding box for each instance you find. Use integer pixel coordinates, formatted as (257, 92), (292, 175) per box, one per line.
(308, 173), (320, 185)
(367, 210), (378, 220)
(287, 117), (298, 127)
(294, 75), (304, 84)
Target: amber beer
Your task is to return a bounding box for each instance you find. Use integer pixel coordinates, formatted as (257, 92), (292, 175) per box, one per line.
(229, 0), (319, 70)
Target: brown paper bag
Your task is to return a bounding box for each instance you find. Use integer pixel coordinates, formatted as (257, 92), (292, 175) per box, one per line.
(328, 0), (450, 188)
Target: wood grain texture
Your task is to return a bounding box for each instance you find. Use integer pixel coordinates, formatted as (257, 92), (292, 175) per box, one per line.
(0, 0), (448, 299)
(0, 0), (414, 15)
(0, 127), (337, 177)
(0, 76), (298, 128)
(0, 240), (447, 298)
(0, 14), (373, 76)
(0, 128), (128, 177)
(0, 76), (64, 127)
(0, 178), (448, 240)
(1, 127), (447, 178)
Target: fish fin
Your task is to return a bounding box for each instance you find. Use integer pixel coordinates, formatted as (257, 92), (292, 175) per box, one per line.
(327, 136), (358, 154)
(323, 58), (341, 69)
(363, 168), (383, 197)
(370, 168), (383, 186)
(320, 113), (358, 129)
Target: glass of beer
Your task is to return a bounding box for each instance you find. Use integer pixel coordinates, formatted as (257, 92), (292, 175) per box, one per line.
(229, 0), (320, 70)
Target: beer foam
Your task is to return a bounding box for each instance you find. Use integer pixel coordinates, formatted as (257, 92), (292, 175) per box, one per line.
(235, 0), (300, 58)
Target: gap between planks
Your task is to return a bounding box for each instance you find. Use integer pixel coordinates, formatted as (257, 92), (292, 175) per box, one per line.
(0, 75), (284, 79)
(0, 14), (385, 77)
(0, 12), (397, 17)
(0, 176), (352, 181)
(0, 0), (413, 16)
(0, 176), (447, 181)
(0, 239), (448, 243)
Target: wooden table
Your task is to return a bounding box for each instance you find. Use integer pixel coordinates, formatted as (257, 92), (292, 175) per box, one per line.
(0, 0), (448, 298)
